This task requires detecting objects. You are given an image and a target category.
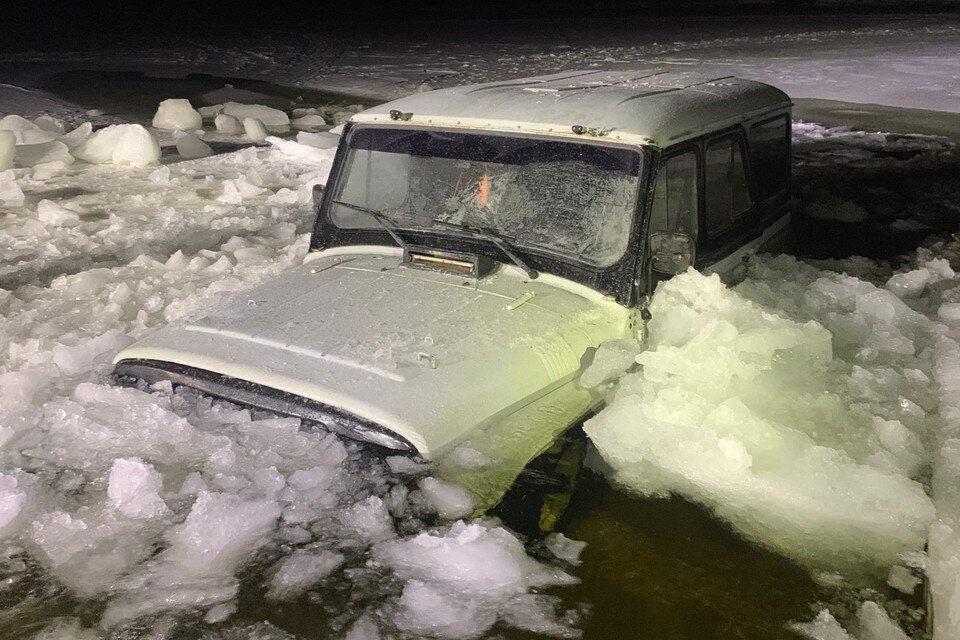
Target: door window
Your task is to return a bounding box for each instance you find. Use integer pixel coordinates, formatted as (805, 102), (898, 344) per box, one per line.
(650, 151), (698, 237)
(705, 136), (752, 235)
(749, 116), (790, 202)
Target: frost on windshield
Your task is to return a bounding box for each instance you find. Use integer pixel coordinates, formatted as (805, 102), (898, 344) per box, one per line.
(329, 128), (640, 268)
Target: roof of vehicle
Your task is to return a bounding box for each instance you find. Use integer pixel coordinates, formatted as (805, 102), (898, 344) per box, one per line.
(350, 70), (792, 148)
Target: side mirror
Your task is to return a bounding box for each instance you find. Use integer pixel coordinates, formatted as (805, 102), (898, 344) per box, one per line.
(312, 183), (325, 207)
(649, 231), (695, 275)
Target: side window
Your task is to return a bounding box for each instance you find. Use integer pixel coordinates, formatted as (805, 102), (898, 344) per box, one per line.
(705, 136), (751, 236)
(650, 151), (698, 237)
(749, 116), (790, 202)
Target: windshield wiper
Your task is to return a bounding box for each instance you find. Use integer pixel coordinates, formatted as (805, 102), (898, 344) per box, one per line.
(331, 200), (408, 250)
(431, 219), (539, 280)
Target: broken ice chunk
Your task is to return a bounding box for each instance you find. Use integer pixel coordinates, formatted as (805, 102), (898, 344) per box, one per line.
(223, 102), (289, 127)
(0, 171), (24, 207)
(175, 133), (213, 159)
(215, 113), (241, 134)
(419, 477), (474, 520)
(266, 549), (344, 600)
(152, 98), (203, 131)
(58, 122), (92, 150)
(72, 124), (161, 167)
(36, 199), (80, 226)
(545, 533), (587, 566)
(0, 130), (13, 170)
(15, 140), (74, 168)
(886, 564), (921, 594)
(107, 458), (169, 520)
(243, 117), (268, 142)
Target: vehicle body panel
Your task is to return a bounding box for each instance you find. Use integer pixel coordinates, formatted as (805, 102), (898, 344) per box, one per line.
(115, 248), (631, 457)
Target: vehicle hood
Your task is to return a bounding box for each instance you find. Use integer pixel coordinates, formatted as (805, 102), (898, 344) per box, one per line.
(114, 248), (630, 456)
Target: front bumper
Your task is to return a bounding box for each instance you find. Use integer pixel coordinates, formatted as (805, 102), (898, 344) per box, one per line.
(114, 359), (417, 453)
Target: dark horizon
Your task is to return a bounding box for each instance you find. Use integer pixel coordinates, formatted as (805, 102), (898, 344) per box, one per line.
(2, 0), (959, 52)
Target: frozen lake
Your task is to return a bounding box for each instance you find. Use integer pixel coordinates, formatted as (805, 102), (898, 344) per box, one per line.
(1, 13), (960, 640)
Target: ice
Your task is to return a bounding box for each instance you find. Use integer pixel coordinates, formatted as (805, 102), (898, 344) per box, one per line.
(152, 98), (203, 131)
(215, 113), (241, 134)
(33, 116), (64, 134)
(71, 124), (161, 167)
(886, 565), (920, 594)
(175, 133), (213, 159)
(790, 609), (854, 640)
(34, 618), (100, 640)
(32, 160), (69, 181)
(222, 102), (289, 127)
(15, 140), (74, 168)
(545, 533), (586, 566)
(584, 268), (936, 575)
(291, 114), (328, 128)
(266, 136), (334, 163)
(198, 104), (223, 118)
(37, 199), (81, 226)
(0, 474), (26, 534)
(58, 122), (92, 149)
(266, 549), (344, 600)
(579, 338), (643, 389)
(107, 458), (169, 520)
(374, 521), (577, 638)
(857, 602), (909, 640)
(385, 455), (426, 475)
(243, 117), (268, 142)
(101, 491), (282, 625)
(296, 131), (340, 149)
(419, 477), (474, 520)
(0, 171), (24, 206)
(339, 495), (394, 542)
(0, 129), (14, 170)
(393, 580), (496, 638)
(0, 114), (56, 144)
(52, 330), (134, 375)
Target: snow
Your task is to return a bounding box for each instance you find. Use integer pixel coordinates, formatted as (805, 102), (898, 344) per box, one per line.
(152, 98), (203, 131)
(72, 124), (161, 168)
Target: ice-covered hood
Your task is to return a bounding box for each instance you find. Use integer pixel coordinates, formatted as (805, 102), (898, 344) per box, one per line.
(115, 247), (631, 456)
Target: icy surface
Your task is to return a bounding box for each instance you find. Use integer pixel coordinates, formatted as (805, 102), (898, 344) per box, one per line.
(153, 98), (203, 131)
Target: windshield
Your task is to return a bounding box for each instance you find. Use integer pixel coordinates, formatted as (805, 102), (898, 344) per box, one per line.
(327, 127), (643, 268)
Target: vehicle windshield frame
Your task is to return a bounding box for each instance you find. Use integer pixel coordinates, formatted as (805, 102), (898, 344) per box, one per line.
(310, 123), (658, 305)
